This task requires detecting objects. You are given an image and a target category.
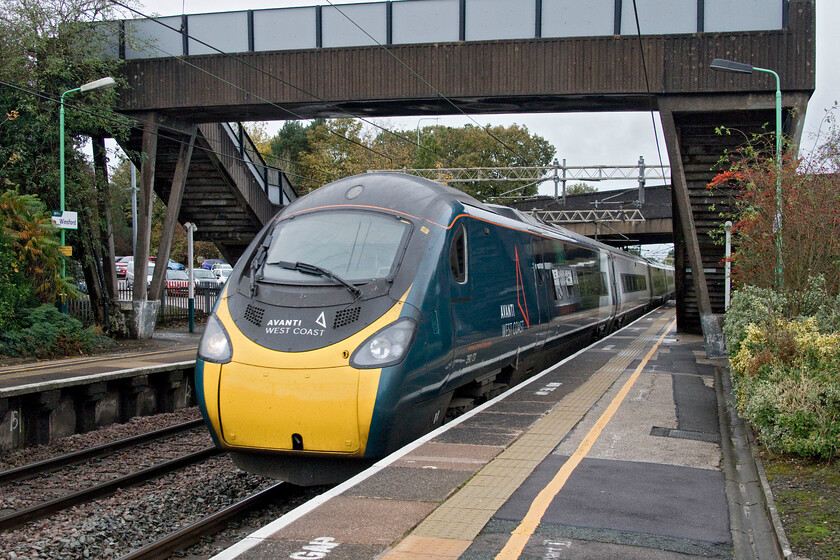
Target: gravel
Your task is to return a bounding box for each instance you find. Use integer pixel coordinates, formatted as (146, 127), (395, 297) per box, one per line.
(0, 408), (328, 560)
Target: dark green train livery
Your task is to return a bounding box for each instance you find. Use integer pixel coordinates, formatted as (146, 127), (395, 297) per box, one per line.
(195, 173), (674, 485)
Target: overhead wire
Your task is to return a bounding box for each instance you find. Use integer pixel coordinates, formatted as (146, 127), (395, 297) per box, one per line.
(0, 77), (329, 185)
(321, 0), (544, 168)
(630, 0), (669, 184)
(630, 0), (673, 258)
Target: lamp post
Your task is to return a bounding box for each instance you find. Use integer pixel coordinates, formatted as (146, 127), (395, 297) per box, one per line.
(59, 77), (117, 311)
(184, 222), (198, 333)
(710, 58), (783, 288)
(415, 117), (439, 147)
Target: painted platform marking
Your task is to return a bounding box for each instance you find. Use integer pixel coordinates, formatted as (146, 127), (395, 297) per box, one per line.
(495, 318), (678, 560)
(535, 382), (562, 396)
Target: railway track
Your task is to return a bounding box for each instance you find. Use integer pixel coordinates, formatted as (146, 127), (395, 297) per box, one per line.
(118, 482), (293, 560)
(0, 419), (205, 485)
(0, 413), (324, 559)
(0, 420), (218, 531)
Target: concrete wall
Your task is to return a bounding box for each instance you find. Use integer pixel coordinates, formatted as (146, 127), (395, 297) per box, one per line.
(0, 365), (196, 450)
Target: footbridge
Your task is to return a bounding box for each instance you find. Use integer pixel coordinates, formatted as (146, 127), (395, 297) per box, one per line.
(106, 0), (816, 335)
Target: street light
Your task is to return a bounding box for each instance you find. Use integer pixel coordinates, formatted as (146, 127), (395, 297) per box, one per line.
(710, 58), (783, 288)
(59, 76), (116, 311)
(416, 117), (439, 146)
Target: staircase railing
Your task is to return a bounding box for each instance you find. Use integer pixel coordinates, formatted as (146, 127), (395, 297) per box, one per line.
(222, 122), (297, 207)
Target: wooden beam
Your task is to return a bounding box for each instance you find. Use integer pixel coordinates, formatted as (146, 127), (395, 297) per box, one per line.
(658, 100), (713, 330)
(133, 113), (159, 302)
(149, 126), (198, 301)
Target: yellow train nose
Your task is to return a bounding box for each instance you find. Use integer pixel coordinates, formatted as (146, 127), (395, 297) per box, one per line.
(218, 363), (362, 452)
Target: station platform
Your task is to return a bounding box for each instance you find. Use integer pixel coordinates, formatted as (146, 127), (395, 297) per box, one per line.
(214, 304), (779, 560)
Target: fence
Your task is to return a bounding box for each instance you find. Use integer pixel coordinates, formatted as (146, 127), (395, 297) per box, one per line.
(68, 286), (221, 326)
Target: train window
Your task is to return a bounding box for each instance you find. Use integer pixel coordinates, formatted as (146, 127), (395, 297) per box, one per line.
(261, 210), (411, 284)
(449, 224), (467, 284)
(621, 273), (648, 293)
(532, 239), (544, 285)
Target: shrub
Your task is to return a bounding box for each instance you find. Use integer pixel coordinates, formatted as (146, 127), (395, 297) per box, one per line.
(729, 315), (840, 460)
(0, 304), (112, 358)
(724, 276), (840, 357)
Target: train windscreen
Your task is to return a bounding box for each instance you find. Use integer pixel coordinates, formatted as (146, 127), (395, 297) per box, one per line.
(262, 211), (411, 284)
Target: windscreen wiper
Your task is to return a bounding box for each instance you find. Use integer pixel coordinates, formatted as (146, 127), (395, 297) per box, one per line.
(272, 260), (362, 299)
(249, 233), (273, 297)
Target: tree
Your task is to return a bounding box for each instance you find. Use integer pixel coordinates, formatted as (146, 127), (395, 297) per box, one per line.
(566, 182), (597, 195)
(708, 116), (840, 295)
(271, 119), (556, 200)
(0, 0), (135, 336)
(414, 123), (555, 200)
(294, 119), (414, 194)
(0, 190), (75, 308)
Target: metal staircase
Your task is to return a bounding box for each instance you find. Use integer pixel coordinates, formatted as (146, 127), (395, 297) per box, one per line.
(122, 122), (296, 263)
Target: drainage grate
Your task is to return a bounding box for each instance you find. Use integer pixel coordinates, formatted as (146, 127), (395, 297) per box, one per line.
(244, 304), (265, 326)
(334, 307), (361, 328)
(650, 426), (720, 443)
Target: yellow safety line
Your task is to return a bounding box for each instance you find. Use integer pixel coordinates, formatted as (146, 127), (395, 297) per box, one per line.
(495, 317), (677, 560)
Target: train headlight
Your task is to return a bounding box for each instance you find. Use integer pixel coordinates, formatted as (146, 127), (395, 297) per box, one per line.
(198, 315), (233, 364)
(351, 317), (417, 369)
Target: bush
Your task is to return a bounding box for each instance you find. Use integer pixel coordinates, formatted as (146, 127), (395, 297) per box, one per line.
(724, 276), (840, 357)
(0, 304), (112, 358)
(727, 308), (840, 460)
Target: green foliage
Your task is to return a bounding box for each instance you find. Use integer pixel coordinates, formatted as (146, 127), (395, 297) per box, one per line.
(0, 304), (112, 358)
(724, 276), (839, 357)
(0, 228), (36, 331)
(725, 280), (840, 459)
(413, 123), (555, 200)
(273, 118), (556, 201)
(565, 182), (597, 195)
(0, 189), (78, 304)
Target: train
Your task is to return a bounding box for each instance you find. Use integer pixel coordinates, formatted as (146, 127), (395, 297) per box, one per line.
(195, 172), (674, 485)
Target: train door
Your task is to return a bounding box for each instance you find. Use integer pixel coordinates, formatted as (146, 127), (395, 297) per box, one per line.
(606, 253), (620, 328)
(447, 222), (474, 381)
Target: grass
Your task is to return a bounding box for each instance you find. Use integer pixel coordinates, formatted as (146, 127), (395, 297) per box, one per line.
(762, 451), (840, 559)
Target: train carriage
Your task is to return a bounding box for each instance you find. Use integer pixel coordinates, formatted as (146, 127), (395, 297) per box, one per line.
(195, 172), (673, 485)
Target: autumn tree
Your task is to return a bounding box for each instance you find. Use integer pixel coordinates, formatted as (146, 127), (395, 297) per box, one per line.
(294, 119), (415, 194)
(708, 116), (840, 296)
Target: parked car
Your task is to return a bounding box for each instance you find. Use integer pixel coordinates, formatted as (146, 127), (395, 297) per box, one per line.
(192, 268), (219, 291)
(115, 256), (130, 278)
(211, 263), (233, 278)
(119, 256), (157, 282)
(165, 269), (190, 295)
(200, 258), (227, 270)
(215, 267), (233, 286)
(167, 260), (185, 270)
(126, 264), (154, 290)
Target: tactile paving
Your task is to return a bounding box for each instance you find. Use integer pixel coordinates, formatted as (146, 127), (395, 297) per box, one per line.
(398, 312), (675, 545)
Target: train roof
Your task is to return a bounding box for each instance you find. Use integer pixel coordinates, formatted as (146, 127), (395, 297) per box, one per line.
(282, 173), (668, 268)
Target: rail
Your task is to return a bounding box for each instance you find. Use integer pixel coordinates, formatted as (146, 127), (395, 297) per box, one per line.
(222, 122), (296, 207)
(0, 447), (220, 531)
(68, 286), (220, 326)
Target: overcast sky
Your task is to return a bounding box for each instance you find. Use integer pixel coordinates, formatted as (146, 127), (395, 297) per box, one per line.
(125, 0), (836, 259)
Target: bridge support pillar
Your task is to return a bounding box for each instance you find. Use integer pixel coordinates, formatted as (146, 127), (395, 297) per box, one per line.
(150, 125), (198, 301)
(659, 101), (713, 340)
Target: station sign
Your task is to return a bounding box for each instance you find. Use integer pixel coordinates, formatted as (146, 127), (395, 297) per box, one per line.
(51, 210), (78, 229)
